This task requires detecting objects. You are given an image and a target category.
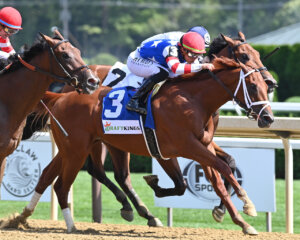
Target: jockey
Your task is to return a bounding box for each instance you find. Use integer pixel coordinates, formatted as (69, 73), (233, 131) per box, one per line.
(140, 26), (211, 64)
(126, 31), (215, 115)
(0, 7), (22, 60)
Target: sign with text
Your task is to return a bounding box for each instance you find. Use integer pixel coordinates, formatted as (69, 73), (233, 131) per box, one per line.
(1, 135), (52, 202)
(153, 148), (275, 212)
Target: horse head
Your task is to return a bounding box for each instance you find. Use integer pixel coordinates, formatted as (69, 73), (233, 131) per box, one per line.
(39, 31), (100, 94)
(209, 32), (278, 94)
(213, 57), (274, 128)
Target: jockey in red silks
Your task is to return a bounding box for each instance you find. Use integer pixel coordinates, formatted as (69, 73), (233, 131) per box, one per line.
(126, 31), (214, 115)
(0, 7), (22, 60)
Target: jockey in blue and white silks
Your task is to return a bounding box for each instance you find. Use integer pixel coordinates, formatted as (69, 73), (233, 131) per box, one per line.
(126, 30), (214, 115)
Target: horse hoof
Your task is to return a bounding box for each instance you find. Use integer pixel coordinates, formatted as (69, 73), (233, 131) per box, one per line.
(67, 225), (77, 233)
(243, 225), (258, 235)
(147, 217), (163, 227)
(212, 206), (225, 223)
(243, 205), (257, 217)
(120, 209), (134, 222)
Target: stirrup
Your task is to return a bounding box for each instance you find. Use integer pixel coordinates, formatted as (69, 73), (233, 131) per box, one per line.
(126, 105), (147, 115)
(126, 100), (147, 115)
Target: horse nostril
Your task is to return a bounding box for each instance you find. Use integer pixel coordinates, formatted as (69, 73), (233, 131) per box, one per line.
(263, 114), (274, 124)
(87, 78), (98, 86)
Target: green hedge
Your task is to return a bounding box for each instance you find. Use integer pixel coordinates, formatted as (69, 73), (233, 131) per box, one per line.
(254, 44), (300, 102)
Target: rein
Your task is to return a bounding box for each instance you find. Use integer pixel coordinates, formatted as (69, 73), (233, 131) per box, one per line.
(208, 68), (270, 120)
(17, 38), (89, 92)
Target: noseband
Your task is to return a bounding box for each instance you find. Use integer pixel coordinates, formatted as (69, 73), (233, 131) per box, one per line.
(18, 38), (90, 92)
(233, 69), (270, 120)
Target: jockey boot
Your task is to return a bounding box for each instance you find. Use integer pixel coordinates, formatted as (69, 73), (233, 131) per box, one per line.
(126, 67), (168, 115)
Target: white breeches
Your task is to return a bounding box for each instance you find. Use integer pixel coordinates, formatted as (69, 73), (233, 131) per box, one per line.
(127, 50), (168, 78)
(0, 51), (10, 60)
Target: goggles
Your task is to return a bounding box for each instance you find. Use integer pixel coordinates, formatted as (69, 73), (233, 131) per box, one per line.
(1, 25), (19, 35)
(184, 49), (203, 58)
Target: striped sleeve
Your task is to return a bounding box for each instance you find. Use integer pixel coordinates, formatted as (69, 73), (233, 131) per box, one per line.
(0, 37), (14, 54)
(165, 56), (202, 75)
(163, 45), (202, 75)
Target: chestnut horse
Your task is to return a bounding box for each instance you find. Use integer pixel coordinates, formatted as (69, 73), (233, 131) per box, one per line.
(13, 32), (276, 231)
(8, 55), (274, 235)
(0, 30), (99, 185)
(87, 31), (277, 222)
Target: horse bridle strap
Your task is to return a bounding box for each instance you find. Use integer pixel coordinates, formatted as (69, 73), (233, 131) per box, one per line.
(17, 54), (75, 82)
(208, 69), (270, 119)
(17, 38), (90, 90)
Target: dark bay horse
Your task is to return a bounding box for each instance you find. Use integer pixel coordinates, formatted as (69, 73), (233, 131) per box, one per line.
(14, 32), (276, 230)
(9, 56), (273, 235)
(0, 30), (99, 184)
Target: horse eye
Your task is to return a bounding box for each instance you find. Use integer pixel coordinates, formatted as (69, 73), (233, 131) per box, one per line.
(241, 53), (249, 62)
(249, 83), (257, 93)
(62, 53), (70, 59)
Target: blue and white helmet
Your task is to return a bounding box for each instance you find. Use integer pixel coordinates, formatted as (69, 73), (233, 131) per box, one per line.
(188, 26), (210, 48)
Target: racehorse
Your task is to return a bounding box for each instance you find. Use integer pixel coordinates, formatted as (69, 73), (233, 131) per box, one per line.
(13, 32), (276, 231)
(0, 30), (99, 184)
(7, 54), (274, 235)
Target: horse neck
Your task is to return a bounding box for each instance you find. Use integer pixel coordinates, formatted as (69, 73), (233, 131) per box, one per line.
(1, 53), (54, 122)
(179, 68), (241, 119)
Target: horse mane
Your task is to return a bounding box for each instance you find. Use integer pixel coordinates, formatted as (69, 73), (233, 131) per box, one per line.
(1, 35), (61, 75)
(207, 34), (244, 59)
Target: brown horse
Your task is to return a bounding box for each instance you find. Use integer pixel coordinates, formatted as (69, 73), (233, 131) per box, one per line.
(88, 31), (278, 222)
(13, 32), (276, 230)
(8, 55), (274, 235)
(0, 30), (99, 184)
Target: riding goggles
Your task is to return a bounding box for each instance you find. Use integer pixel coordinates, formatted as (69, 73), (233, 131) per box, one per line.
(184, 49), (203, 58)
(1, 25), (19, 35)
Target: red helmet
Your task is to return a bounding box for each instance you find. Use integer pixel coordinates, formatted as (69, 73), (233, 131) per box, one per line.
(179, 32), (206, 54)
(0, 7), (22, 29)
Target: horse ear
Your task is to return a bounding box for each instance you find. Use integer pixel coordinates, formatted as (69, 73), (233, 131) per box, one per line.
(54, 30), (64, 40)
(238, 32), (246, 41)
(39, 32), (51, 42)
(220, 33), (234, 46)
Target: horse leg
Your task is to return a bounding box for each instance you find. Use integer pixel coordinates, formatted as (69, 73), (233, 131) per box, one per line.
(184, 136), (257, 220)
(144, 157), (187, 197)
(0, 153), (62, 229)
(0, 158), (6, 185)
(106, 144), (163, 227)
(202, 164), (257, 235)
(87, 141), (134, 222)
(54, 153), (87, 233)
(211, 141), (237, 223)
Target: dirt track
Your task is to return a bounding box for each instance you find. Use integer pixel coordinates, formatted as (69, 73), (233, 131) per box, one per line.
(0, 219), (299, 240)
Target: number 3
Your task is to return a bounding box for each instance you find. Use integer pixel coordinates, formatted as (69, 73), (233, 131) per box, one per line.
(104, 89), (125, 118)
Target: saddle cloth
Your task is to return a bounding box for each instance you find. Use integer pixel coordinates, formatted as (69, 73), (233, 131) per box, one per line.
(102, 87), (155, 134)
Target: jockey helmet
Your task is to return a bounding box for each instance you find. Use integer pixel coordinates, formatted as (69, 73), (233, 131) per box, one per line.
(188, 26), (210, 48)
(0, 7), (22, 30)
(179, 32), (206, 55)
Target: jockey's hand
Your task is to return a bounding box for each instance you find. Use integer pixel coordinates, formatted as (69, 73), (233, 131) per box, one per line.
(202, 63), (215, 71)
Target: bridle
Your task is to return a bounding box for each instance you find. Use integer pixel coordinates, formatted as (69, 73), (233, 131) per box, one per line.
(17, 37), (90, 93)
(208, 66), (270, 120)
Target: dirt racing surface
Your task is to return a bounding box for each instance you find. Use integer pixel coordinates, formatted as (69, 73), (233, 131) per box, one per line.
(0, 219), (299, 240)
